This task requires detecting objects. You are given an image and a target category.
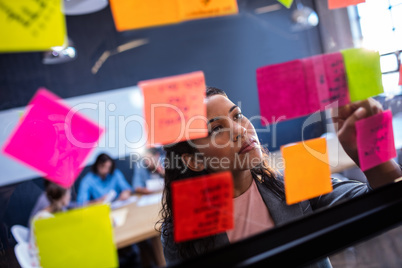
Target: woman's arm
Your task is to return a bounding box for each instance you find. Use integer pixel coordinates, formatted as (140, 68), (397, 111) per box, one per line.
(332, 98), (402, 189)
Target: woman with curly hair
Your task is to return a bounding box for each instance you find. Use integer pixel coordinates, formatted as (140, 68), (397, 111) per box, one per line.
(158, 87), (401, 267)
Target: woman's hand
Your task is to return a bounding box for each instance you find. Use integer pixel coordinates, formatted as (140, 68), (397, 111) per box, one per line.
(331, 98), (401, 188)
(331, 98), (382, 165)
(118, 190), (131, 201)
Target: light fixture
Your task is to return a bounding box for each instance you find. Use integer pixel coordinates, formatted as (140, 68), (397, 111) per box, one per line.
(291, 0), (319, 31)
(42, 38), (77, 64)
(91, 39), (149, 74)
(63, 0), (109, 15)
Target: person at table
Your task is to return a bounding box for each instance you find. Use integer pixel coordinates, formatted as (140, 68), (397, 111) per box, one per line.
(77, 153), (131, 205)
(29, 181), (71, 266)
(132, 147), (165, 194)
(159, 87), (402, 266)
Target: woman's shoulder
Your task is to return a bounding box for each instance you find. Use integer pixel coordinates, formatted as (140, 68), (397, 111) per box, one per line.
(81, 171), (98, 181)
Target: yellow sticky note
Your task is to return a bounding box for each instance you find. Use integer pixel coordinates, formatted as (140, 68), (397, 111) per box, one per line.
(0, 0), (66, 52)
(277, 0), (294, 8)
(34, 204), (118, 268)
(281, 137), (332, 205)
(178, 0), (238, 21)
(109, 0), (180, 31)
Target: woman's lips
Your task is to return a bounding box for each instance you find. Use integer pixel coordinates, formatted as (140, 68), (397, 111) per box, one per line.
(238, 140), (258, 154)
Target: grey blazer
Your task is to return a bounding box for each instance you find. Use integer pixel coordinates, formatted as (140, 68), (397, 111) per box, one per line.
(162, 177), (371, 267)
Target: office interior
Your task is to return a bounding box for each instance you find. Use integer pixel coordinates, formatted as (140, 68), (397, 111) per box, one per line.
(1, 0), (402, 267)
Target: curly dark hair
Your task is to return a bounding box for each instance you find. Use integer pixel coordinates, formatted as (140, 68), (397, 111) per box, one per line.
(157, 87), (285, 260)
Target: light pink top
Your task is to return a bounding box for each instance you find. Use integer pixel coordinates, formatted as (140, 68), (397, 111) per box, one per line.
(227, 179), (275, 243)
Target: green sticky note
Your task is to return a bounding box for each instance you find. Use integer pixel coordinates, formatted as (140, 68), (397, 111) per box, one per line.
(341, 48), (384, 102)
(34, 204), (118, 268)
(277, 0), (294, 8)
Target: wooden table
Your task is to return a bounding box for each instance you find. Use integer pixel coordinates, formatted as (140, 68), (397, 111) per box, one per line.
(112, 193), (166, 267)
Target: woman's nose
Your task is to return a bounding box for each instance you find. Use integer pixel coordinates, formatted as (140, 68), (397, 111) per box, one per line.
(233, 124), (247, 142)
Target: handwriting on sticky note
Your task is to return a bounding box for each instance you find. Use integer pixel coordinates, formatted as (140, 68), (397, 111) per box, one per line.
(302, 52), (350, 110)
(35, 204), (118, 268)
(356, 110), (397, 171)
(281, 137), (332, 205)
(2, 88), (104, 187)
(178, 0), (238, 21)
(341, 48), (383, 102)
(328, 0), (365, 9)
(140, 71), (207, 146)
(0, 0), (66, 52)
(322, 52), (350, 107)
(172, 172), (233, 242)
(257, 52), (351, 126)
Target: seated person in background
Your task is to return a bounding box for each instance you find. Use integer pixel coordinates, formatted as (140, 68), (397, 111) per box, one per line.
(77, 153), (131, 205)
(29, 181), (71, 266)
(132, 147), (165, 194)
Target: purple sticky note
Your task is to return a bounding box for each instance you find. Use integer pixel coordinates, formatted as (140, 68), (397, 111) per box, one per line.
(257, 60), (316, 126)
(322, 52), (350, 108)
(2, 88), (104, 187)
(356, 110), (397, 171)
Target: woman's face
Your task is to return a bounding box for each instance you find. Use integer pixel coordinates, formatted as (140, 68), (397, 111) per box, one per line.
(98, 160), (112, 178)
(190, 94), (263, 173)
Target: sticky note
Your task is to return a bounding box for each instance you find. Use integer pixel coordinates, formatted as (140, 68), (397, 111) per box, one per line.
(281, 137), (332, 205)
(277, 0), (294, 8)
(140, 71), (208, 146)
(172, 171), (233, 242)
(178, 0), (238, 21)
(257, 60), (315, 125)
(0, 0), (66, 52)
(109, 0), (180, 31)
(356, 110), (397, 171)
(399, 64), (402, 86)
(328, 0), (365, 9)
(302, 55), (328, 111)
(2, 88), (103, 187)
(34, 204), (118, 268)
(321, 52), (350, 107)
(302, 52), (350, 110)
(341, 48), (384, 102)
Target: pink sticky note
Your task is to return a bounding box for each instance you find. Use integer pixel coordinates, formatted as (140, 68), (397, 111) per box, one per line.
(257, 60), (315, 126)
(356, 110), (397, 171)
(2, 88), (104, 187)
(302, 55), (328, 111)
(322, 52), (350, 108)
(302, 53), (350, 110)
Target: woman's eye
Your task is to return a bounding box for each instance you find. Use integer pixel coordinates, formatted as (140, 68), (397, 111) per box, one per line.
(234, 113), (243, 120)
(210, 125), (223, 134)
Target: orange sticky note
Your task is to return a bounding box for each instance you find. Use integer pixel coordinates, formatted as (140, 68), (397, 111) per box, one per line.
(328, 0), (365, 9)
(109, 0), (180, 31)
(172, 171), (234, 242)
(281, 137), (332, 205)
(178, 0), (238, 21)
(140, 71), (208, 146)
(399, 64), (402, 86)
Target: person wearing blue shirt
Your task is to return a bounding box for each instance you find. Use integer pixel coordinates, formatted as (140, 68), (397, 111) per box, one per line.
(77, 153), (131, 205)
(132, 148), (164, 195)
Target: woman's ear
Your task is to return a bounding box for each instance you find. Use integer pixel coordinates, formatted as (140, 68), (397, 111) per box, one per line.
(181, 153), (205, 172)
